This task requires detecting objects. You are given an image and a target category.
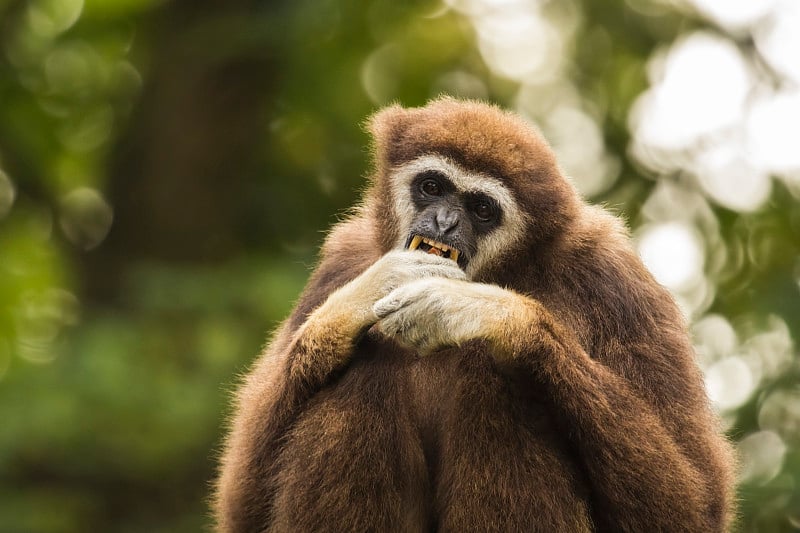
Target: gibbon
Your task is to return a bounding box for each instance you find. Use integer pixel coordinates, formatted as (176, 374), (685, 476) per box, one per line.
(214, 98), (735, 532)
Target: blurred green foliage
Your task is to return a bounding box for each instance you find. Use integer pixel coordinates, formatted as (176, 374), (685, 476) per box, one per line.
(0, 0), (798, 531)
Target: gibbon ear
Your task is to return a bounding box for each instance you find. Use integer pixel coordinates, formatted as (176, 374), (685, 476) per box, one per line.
(366, 103), (412, 168)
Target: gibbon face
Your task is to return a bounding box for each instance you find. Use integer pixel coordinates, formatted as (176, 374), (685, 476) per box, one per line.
(388, 154), (528, 278)
(368, 97), (581, 279)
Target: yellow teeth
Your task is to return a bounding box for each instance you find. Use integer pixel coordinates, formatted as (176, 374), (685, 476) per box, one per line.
(429, 238), (449, 251)
(408, 235), (461, 264)
(419, 237), (449, 251)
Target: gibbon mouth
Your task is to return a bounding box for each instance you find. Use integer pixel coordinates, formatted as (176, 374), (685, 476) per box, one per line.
(406, 234), (463, 265)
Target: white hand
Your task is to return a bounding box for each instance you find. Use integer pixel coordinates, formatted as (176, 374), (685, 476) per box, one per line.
(374, 278), (515, 354)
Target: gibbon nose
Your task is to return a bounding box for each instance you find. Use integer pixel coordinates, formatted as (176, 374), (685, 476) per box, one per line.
(435, 206), (460, 234)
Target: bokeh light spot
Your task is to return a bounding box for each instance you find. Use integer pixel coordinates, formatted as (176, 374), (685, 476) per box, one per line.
(361, 44), (403, 104)
(744, 315), (793, 380)
(0, 169), (16, 219)
(447, 0), (568, 84)
(746, 89), (800, 175)
(687, 0), (777, 32)
(431, 70), (488, 99)
(59, 105), (114, 152)
(759, 388), (800, 443)
(693, 313), (738, 367)
(44, 42), (95, 95)
(705, 355), (755, 411)
(475, 9), (562, 82)
(27, 0), (84, 38)
(755, 1), (800, 83)
(737, 430), (787, 485)
(630, 32), (751, 151)
(59, 187), (113, 250)
(15, 289), (79, 365)
(693, 142), (771, 212)
(543, 106), (619, 197)
(637, 221), (705, 292)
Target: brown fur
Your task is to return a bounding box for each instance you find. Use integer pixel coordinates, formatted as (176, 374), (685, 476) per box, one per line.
(214, 98), (735, 532)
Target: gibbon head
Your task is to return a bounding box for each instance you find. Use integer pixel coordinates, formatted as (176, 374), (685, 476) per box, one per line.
(366, 97), (581, 280)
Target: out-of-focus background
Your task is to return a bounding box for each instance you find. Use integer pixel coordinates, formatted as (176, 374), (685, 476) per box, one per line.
(0, 0), (798, 531)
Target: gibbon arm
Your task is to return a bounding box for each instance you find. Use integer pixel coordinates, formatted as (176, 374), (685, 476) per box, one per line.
(215, 250), (463, 532)
(374, 277), (731, 532)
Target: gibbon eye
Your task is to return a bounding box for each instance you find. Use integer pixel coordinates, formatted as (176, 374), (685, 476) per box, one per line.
(473, 201), (495, 222)
(420, 178), (442, 196)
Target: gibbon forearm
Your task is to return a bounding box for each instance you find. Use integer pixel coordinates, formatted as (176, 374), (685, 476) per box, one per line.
(215, 310), (364, 532)
(216, 250), (466, 532)
(542, 355), (714, 531)
(502, 305), (724, 531)
(215, 245), (382, 532)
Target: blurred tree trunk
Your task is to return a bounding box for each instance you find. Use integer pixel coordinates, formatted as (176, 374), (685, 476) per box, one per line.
(81, 0), (279, 303)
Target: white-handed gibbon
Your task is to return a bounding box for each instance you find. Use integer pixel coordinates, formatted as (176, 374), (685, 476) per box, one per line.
(214, 98), (735, 532)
